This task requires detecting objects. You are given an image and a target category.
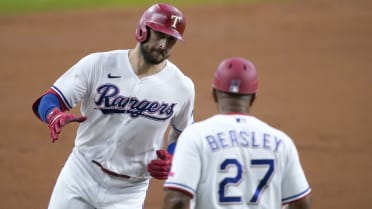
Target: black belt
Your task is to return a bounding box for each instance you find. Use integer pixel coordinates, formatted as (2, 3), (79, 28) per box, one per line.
(92, 160), (130, 179)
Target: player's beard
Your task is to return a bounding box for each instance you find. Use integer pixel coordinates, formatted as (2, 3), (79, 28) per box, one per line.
(140, 43), (170, 65)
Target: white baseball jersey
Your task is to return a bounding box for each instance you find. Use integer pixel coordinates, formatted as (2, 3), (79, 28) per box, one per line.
(51, 49), (195, 179)
(164, 114), (311, 209)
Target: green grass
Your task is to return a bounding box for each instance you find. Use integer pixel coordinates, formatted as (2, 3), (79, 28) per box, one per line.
(0, 0), (255, 15)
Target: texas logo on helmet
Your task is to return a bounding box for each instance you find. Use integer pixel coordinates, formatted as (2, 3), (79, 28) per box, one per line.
(135, 3), (186, 42)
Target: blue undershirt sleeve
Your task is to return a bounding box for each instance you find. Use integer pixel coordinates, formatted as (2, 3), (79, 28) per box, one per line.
(167, 142), (177, 155)
(38, 93), (62, 123)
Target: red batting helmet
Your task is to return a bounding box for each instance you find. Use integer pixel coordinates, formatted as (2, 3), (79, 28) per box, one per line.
(213, 57), (258, 94)
(135, 3), (186, 42)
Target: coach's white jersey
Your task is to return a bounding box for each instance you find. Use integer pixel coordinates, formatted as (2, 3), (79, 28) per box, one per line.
(164, 114), (311, 209)
(51, 50), (195, 179)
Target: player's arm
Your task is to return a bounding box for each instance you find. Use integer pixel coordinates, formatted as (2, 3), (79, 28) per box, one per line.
(33, 91), (86, 143)
(166, 77), (195, 154)
(281, 137), (312, 209)
(148, 79), (195, 180)
(166, 127), (180, 154)
(161, 189), (191, 209)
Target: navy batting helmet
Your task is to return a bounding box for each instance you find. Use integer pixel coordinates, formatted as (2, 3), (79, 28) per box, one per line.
(135, 3), (186, 42)
(213, 57), (258, 94)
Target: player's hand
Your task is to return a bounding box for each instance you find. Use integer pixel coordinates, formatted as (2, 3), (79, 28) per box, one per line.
(147, 149), (173, 180)
(46, 107), (87, 143)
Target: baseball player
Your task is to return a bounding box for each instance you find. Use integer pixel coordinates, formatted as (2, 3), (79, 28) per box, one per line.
(32, 3), (194, 209)
(161, 57), (312, 209)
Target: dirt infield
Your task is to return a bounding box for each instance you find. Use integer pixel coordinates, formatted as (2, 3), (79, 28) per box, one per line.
(1, 0), (371, 208)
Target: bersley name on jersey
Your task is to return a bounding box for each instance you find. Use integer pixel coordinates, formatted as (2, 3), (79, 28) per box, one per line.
(205, 129), (283, 152)
(51, 50), (195, 179)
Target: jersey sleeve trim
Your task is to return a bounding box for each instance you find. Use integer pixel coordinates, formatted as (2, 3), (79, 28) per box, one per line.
(51, 85), (73, 110)
(170, 123), (182, 134)
(282, 187), (312, 204)
(164, 182), (195, 197)
(170, 115), (194, 134)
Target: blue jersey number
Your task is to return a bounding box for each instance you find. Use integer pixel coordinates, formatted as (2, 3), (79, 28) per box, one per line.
(218, 159), (275, 204)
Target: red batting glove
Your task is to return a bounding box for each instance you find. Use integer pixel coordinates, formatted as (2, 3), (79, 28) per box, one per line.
(46, 107), (87, 143)
(147, 149), (173, 180)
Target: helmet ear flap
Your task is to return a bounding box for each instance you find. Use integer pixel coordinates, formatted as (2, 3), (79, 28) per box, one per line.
(135, 24), (148, 42)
